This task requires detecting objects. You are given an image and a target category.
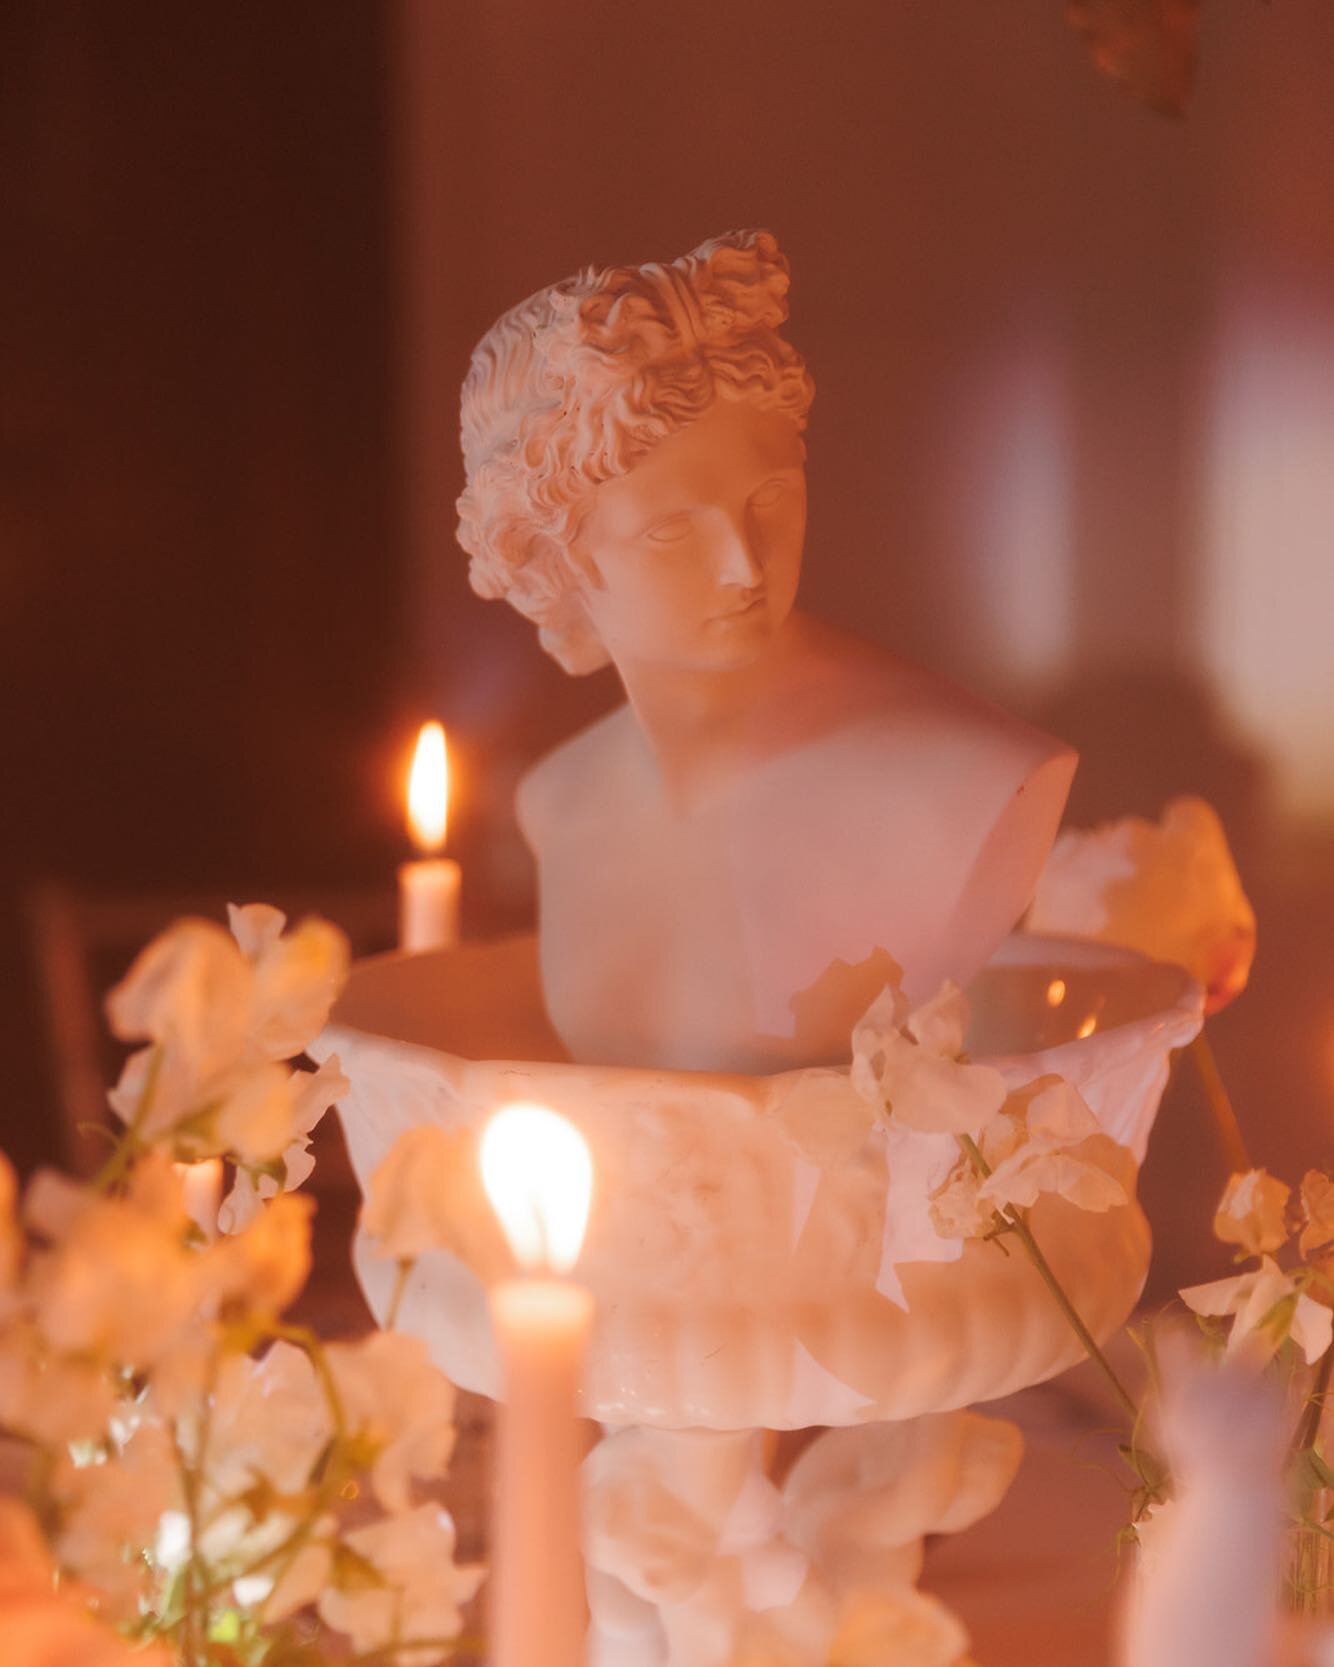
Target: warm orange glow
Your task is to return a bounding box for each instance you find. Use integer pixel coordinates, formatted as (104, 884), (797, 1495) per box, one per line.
(1045, 978), (1067, 1008)
(1077, 1014), (1098, 1040)
(481, 1104), (594, 1275)
(407, 721), (449, 854)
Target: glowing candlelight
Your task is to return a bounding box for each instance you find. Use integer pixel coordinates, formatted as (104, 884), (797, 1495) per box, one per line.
(481, 1104), (594, 1667)
(399, 720), (461, 951)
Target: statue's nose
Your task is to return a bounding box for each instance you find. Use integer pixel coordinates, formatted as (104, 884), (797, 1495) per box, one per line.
(713, 515), (764, 589)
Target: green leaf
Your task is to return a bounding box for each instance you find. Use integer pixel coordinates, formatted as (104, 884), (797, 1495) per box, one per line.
(1293, 1446), (1334, 1493)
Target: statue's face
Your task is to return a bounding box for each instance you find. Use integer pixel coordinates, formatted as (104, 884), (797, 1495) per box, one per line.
(571, 399), (806, 670)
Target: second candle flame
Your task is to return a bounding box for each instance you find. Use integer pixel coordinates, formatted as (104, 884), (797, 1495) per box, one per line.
(480, 1104), (594, 1276)
(407, 721), (450, 854)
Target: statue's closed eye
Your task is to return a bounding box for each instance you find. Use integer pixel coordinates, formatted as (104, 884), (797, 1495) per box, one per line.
(645, 514), (694, 545)
(749, 479), (788, 509)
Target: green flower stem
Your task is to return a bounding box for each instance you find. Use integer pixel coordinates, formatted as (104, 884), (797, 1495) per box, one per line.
(191, 1318), (350, 1616)
(1188, 1030), (1252, 1176)
(958, 1134), (1144, 1430)
(385, 1259), (412, 1331)
(174, 1350), (221, 1667)
(1294, 1340), (1334, 1462)
(90, 1045), (164, 1192)
(251, 1320), (349, 1623)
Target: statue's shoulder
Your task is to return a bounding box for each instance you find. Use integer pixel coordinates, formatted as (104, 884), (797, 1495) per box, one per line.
(515, 705), (638, 850)
(790, 619), (1075, 802)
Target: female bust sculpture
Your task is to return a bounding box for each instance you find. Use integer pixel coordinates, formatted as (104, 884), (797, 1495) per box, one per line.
(457, 230), (1076, 1074)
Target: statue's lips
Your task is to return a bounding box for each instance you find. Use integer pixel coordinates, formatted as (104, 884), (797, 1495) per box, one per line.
(712, 593), (766, 621)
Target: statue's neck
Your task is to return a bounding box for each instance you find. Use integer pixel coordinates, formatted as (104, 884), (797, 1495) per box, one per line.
(615, 613), (810, 808)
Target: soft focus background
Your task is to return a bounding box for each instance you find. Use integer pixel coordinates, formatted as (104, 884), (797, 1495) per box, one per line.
(3, 1), (1333, 1291)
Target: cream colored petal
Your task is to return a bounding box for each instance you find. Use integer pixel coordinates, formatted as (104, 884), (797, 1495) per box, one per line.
(213, 1063), (299, 1165)
(1026, 796), (1255, 1011)
(203, 1191), (313, 1317)
(1300, 1170), (1334, 1256)
(850, 983), (911, 1105)
(881, 1033), (1008, 1135)
(249, 917), (351, 1061)
(1214, 1168), (1291, 1258)
(770, 1071), (874, 1165)
(1179, 1270), (1255, 1319)
(1224, 1260), (1298, 1364)
(105, 918), (251, 1073)
(1020, 1076), (1102, 1145)
(982, 1150), (1119, 1214)
(261, 1533), (333, 1623)
(905, 981), (968, 1059)
(1290, 1296), (1334, 1366)
(226, 901), (287, 959)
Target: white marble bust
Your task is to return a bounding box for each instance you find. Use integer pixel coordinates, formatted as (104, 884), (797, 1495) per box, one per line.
(457, 230), (1076, 1073)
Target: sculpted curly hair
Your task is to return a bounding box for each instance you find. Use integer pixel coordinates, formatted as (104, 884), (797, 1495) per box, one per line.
(456, 229), (815, 674)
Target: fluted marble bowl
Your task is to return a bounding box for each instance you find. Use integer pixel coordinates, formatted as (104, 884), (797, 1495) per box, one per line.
(313, 934), (1202, 1431)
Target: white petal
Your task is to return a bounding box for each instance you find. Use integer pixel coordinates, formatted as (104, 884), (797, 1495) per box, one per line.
(1022, 1077), (1101, 1144)
(105, 919), (250, 1076)
(881, 1033), (1007, 1135)
(905, 981), (969, 1059)
(1179, 1272), (1253, 1319)
(248, 918), (350, 1061)
(213, 1064), (299, 1165)
(1290, 1298), (1334, 1367)
(227, 902), (287, 959)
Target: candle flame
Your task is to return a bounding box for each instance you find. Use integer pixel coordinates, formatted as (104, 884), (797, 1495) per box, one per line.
(480, 1104), (593, 1275)
(1045, 978), (1067, 1008)
(407, 721), (449, 853)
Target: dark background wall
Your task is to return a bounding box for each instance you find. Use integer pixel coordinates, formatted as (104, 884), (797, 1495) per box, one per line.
(3, 0), (1333, 1288)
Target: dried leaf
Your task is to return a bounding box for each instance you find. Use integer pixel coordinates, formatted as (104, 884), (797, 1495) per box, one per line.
(1065, 0), (1203, 118)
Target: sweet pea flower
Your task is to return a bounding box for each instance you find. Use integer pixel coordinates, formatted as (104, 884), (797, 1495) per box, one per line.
(1026, 796), (1256, 1012)
(1213, 1169), (1291, 1259)
(220, 1055), (350, 1233)
(105, 905), (350, 1163)
(53, 1421), (181, 1619)
(0, 1319), (118, 1446)
(205, 1340), (334, 1499)
(24, 1159), (202, 1368)
(253, 1527), (337, 1624)
(0, 1499), (171, 1667)
(106, 919), (251, 1085)
(929, 1076), (1127, 1240)
(228, 903), (350, 1062)
(1180, 1258), (1333, 1365)
(317, 1505), (483, 1665)
(325, 1331), (457, 1513)
(851, 982), (1008, 1137)
(362, 1124), (508, 1278)
(191, 1360), (337, 1614)
(202, 1191), (313, 1318)
(1299, 1170), (1334, 1258)
(362, 1126), (472, 1263)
